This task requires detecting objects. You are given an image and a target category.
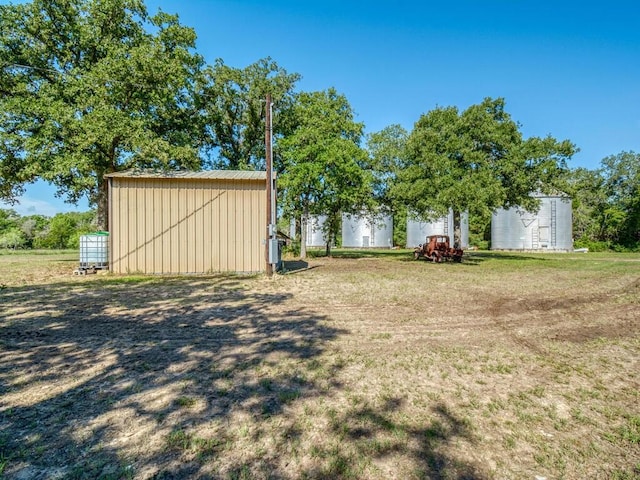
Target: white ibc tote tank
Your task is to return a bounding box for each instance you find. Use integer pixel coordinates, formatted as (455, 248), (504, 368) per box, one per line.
(79, 232), (109, 269)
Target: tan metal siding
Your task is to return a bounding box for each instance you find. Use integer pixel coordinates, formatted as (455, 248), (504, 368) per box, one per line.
(218, 180), (228, 272)
(152, 180), (163, 272)
(145, 180), (155, 273)
(109, 177), (266, 274)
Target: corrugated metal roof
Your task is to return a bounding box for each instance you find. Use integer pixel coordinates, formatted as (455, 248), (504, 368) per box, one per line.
(105, 169), (267, 180)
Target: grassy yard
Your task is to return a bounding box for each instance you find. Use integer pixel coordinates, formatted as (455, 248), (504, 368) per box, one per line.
(0, 249), (639, 479)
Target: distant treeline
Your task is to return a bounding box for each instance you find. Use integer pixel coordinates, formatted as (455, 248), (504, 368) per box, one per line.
(0, 210), (96, 250)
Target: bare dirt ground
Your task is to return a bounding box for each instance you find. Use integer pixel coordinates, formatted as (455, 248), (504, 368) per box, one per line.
(1, 251), (639, 479)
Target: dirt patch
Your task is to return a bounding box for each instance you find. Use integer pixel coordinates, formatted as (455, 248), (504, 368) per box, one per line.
(549, 304), (640, 343)
(1, 252), (639, 479)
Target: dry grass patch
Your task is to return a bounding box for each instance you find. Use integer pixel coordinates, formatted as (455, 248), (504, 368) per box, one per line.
(0, 250), (639, 479)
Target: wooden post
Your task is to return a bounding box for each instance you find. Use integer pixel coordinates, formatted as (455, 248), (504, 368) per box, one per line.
(265, 93), (273, 277)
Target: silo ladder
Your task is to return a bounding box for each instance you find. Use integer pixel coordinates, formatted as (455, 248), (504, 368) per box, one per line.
(551, 200), (557, 246)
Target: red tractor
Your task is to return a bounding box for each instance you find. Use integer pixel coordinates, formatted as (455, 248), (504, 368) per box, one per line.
(414, 235), (463, 263)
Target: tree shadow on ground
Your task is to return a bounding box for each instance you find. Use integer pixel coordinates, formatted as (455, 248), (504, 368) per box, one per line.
(468, 252), (551, 262)
(280, 259), (314, 274)
(304, 249), (551, 266)
(0, 275), (346, 479)
(296, 398), (488, 479)
(307, 249), (413, 260)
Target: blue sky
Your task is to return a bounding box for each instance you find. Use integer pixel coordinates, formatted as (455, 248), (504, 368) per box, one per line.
(2, 0), (639, 216)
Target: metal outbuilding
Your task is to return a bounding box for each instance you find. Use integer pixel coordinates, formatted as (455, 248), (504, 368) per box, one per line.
(407, 210), (469, 248)
(491, 193), (573, 251)
(106, 169), (267, 274)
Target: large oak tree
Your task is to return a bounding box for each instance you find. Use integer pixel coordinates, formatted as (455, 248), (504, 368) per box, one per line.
(278, 88), (373, 258)
(200, 57), (300, 171)
(391, 97), (576, 247)
(0, 0), (205, 229)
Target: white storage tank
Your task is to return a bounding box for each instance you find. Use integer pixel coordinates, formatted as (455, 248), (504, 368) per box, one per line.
(342, 212), (393, 248)
(79, 232), (109, 269)
(305, 215), (328, 248)
(491, 193), (573, 251)
(407, 210), (469, 248)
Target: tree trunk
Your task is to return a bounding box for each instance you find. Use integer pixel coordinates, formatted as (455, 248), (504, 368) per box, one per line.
(300, 212), (307, 259)
(97, 137), (121, 232)
(96, 176), (109, 232)
(452, 209), (462, 249)
(325, 212), (340, 257)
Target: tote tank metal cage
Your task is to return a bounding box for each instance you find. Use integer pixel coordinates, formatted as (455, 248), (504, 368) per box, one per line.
(79, 232), (109, 269)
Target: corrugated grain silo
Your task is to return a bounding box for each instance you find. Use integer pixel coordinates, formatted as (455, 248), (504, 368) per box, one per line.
(460, 211), (469, 249)
(491, 193), (573, 251)
(305, 215), (328, 247)
(342, 212), (393, 248)
(406, 210), (469, 248)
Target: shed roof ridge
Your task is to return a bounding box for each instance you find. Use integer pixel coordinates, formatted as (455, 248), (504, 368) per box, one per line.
(105, 168), (267, 180)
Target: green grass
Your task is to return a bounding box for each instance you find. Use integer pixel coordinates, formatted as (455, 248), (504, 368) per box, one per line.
(165, 429), (223, 457)
(0, 248), (76, 256)
(1, 251), (638, 479)
(619, 416), (640, 444)
(175, 396), (198, 408)
(305, 248), (413, 259)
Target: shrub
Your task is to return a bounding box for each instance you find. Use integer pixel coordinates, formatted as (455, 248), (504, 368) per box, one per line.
(573, 238), (611, 252)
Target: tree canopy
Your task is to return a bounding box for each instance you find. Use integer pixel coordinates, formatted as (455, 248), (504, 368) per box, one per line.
(600, 151), (640, 247)
(0, 208), (94, 249)
(278, 88), (373, 257)
(565, 167), (608, 244)
(0, 0), (205, 229)
(391, 97), (576, 245)
(563, 153), (640, 250)
(365, 124), (408, 208)
(200, 57), (300, 170)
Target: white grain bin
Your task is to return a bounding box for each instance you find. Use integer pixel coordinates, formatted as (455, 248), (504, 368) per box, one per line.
(289, 218), (297, 240)
(407, 210), (469, 248)
(491, 193), (573, 251)
(305, 215), (328, 247)
(79, 232), (109, 269)
(342, 212), (393, 248)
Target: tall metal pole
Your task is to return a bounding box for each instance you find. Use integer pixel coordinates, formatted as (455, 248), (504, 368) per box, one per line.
(265, 93), (274, 277)
(270, 101), (276, 243)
